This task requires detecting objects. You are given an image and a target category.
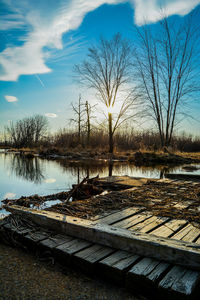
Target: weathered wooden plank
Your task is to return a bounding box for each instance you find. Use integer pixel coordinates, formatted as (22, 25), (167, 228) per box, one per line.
(158, 223), (200, 299)
(171, 269), (200, 295)
(113, 212), (152, 229)
(54, 238), (92, 265)
(158, 266), (200, 299)
(39, 234), (74, 249)
(126, 258), (170, 296)
(96, 206), (144, 225)
(172, 224), (199, 242)
(73, 244), (115, 273)
(151, 219), (188, 238)
(24, 230), (49, 243)
(6, 205), (200, 270)
(56, 238), (92, 256)
(97, 216), (168, 284)
(91, 210), (118, 221)
(195, 237), (200, 244)
(130, 216), (169, 233)
(126, 219), (198, 297)
(98, 251), (140, 283)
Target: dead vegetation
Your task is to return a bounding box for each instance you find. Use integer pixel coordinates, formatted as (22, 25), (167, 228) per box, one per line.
(46, 179), (200, 225)
(3, 176), (200, 226)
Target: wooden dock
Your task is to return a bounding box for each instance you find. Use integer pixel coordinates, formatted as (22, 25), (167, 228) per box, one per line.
(1, 179), (200, 300)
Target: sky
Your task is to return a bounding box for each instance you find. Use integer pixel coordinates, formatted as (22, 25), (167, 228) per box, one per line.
(0, 0), (200, 136)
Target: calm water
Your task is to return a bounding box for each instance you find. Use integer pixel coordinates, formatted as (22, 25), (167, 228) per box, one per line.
(0, 151), (199, 216)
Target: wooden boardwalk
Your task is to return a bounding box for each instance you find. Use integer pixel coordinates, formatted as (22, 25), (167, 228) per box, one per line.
(1, 179), (200, 300)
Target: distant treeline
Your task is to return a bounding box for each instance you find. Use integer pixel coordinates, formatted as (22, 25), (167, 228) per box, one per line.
(2, 117), (200, 153)
(3, 128), (198, 153)
(49, 129), (200, 153)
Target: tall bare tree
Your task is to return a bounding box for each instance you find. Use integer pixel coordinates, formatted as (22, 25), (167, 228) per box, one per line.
(76, 34), (138, 153)
(70, 94), (84, 145)
(134, 13), (199, 148)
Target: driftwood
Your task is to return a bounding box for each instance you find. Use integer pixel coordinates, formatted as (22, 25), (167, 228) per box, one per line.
(65, 177), (87, 202)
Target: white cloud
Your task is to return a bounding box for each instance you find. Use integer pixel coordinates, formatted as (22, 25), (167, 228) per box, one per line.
(0, 0), (121, 81)
(45, 113), (57, 118)
(0, 0), (199, 81)
(4, 95), (18, 102)
(131, 0), (200, 25)
(4, 192), (16, 199)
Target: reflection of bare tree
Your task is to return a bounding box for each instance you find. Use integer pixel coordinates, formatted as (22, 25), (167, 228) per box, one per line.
(9, 154), (44, 184)
(109, 160), (113, 177)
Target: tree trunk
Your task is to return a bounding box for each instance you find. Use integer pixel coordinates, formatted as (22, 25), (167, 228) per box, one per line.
(108, 112), (113, 153)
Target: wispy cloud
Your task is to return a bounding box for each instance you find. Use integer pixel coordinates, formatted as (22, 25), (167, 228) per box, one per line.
(0, 0), (121, 81)
(0, 0), (199, 81)
(132, 0), (200, 25)
(4, 95), (18, 102)
(45, 113), (57, 118)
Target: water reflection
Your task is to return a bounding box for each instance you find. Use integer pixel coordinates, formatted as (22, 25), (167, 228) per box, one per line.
(8, 154), (44, 184)
(3, 152), (191, 187)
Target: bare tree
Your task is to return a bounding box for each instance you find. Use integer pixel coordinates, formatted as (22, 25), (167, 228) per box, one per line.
(70, 94), (85, 145)
(134, 13), (200, 148)
(75, 34), (138, 153)
(85, 100), (97, 146)
(5, 115), (48, 147)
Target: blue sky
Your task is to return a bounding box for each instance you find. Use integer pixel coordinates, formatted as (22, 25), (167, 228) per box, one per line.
(0, 0), (200, 135)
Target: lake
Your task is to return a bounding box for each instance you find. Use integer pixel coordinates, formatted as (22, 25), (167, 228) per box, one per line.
(0, 151), (199, 217)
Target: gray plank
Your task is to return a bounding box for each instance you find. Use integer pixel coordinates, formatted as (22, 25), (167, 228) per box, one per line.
(130, 215), (169, 233)
(40, 234), (74, 249)
(158, 222), (200, 299)
(25, 230), (49, 243)
(96, 207), (144, 225)
(73, 244), (115, 273)
(126, 258), (170, 295)
(6, 205), (200, 270)
(56, 238), (92, 255)
(159, 265), (187, 290)
(113, 212), (151, 229)
(171, 269), (200, 295)
(98, 250), (140, 284)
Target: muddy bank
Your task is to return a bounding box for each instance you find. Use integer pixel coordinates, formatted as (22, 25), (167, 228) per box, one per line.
(4, 147), (200, 166)
(0, 243), (142, 300)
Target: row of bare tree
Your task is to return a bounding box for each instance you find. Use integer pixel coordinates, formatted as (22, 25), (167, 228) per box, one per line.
(74, 13), (199, 153)
(5, 115), (48, 147)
